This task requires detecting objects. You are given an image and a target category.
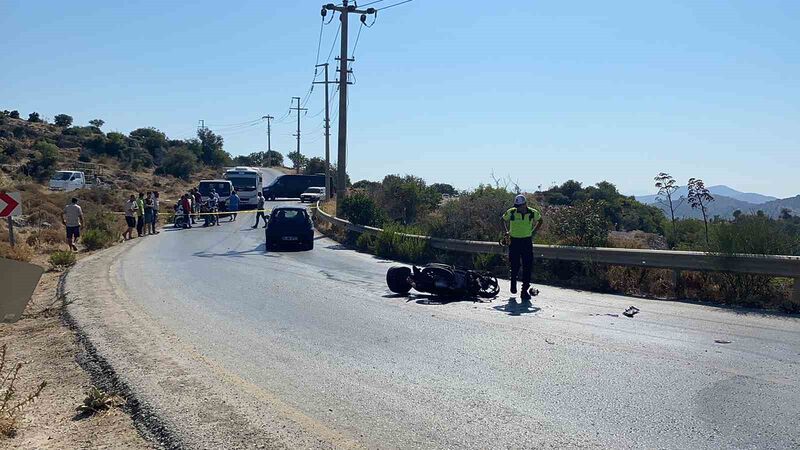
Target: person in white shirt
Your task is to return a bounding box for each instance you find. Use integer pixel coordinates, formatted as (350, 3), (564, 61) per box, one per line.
(123, 194), (137, 240)
(62, 197), (84, 251)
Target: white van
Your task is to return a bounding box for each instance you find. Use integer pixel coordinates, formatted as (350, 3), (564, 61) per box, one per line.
(49, 171), (88, 192)
(224, 167), (263, 209)
(198, 180), (233, 204)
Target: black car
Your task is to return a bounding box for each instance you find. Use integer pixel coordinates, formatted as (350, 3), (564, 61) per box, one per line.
(263, 175), (329, 201)
(264, 206), (314, 250)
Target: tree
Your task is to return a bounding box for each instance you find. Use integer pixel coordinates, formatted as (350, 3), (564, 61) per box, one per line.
(287, 151), (307, 172)
(654, 172), (685, 227)
(687, 177), (714, 245)
(431, 183), (457, 196)
(160, 147), (197, 179)
(25, 141), (59, 180)
(9, 110), (20, 119)
(265, 150), (283, 166)
(130, 127), (167, 162)
(779, 208), (794, 221)
(89, 119), (105, 128)
(54, 114), (73, 127)
(27, 112), (42, 123)
(197, 128), (230, 166)
(304, 157), (326, 175)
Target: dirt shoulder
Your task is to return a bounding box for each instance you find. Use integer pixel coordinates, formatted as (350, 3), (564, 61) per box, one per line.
(0, 256), (152, 449)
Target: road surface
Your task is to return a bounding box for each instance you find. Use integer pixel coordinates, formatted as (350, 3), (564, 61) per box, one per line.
(66, 201), (800, 449)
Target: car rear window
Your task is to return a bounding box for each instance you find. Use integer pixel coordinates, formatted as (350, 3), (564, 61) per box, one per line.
(272, 209), (307, 224)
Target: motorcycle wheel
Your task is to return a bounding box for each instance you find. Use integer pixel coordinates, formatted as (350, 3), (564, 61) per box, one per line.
(386, 266), (412, 294)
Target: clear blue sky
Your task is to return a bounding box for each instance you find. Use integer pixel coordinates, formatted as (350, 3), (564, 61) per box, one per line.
(2, 0), (799, 197)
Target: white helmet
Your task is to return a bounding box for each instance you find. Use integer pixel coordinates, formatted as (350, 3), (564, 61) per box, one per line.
(514, 194), (526, 206)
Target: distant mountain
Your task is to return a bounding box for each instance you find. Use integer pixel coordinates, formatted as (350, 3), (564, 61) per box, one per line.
(635, 185), (777, 206)
(704, 185), (778, 204)
(638, 192), (800, 220)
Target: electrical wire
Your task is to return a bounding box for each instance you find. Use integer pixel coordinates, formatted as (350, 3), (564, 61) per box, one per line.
(204, 118), (262, 128)
(378, 0), (413, 11)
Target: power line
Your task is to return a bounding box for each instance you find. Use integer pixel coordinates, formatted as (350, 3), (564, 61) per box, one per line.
(378, 0), (413, 11)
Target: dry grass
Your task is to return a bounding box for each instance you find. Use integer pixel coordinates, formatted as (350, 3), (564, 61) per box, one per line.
(0, 243), (34, 262)
(0, 344), (47, 438)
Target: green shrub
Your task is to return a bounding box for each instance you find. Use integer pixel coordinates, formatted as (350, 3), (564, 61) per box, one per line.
(49, 250), (76, 268)
(356, 233), (376, 252)
(547, 200), (609, 247)
(340, 192), (384, 227)
(373, 223), (430, 263)
(81, 229), (114, 250)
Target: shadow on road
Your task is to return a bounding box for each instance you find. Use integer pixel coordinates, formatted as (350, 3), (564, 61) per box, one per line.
(382, 293), (493, 305)
(493, 297), (541, 316)
(192, 243), (271, 258)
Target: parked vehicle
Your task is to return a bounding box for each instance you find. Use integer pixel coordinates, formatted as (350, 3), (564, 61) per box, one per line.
(300, 187), (326, 203)
(198, 180), (233, 205)
(263, 174), (328, 201)
(224, 167), (262, 209)
(264, 206), (314, 251)
(48, 170), (90, 191)
(386, 264), (499, 299)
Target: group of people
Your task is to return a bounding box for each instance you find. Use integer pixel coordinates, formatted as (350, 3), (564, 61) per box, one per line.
(175, 188), (241, 229)
(123, 191), (161, 240)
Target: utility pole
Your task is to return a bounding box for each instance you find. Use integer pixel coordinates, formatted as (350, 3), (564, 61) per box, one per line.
(197, 119), (205, 133)
(323, 1), (377, 215)
(313, 63), (333, 199)
(261, 115), (274, 166)
(290, 97), (308, 174)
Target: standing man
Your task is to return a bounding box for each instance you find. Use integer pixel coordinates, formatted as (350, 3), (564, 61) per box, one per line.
(501, 194), (543, 301)
(135, 192), (145, 237)
(228, 189), (240, 222)
(124, 194), (137, 240)
(61, 197), (84, 251)
(192, 189), (202, 224)
(253, 192), (267, 228)
(144, 192), (155, 236)
(152, 191), (160, 234)
(180, 194), (193, 229)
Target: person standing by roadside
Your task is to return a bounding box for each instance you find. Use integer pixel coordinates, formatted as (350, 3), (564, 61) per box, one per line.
(180, 194), (193, 229)
(144, 192), (155, 235)
(135, 192), (145, 237)
(253, 192), (267, 228)
(192, 189), (202, 224)
(61, 197), (83, 251)
(501, 194), (543, 301)
(228, 189), (240, 222)
(151, 191), (160, 234)
(124, 194), (137, 240)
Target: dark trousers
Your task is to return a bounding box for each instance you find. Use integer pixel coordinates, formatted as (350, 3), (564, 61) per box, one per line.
(254, 211), (267, 227)
(136, 216), (144, 236)
(509, 236), (533, 286)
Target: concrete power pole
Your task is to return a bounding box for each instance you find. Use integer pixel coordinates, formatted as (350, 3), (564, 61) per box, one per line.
(323, 1), (377, 215)
(313, 63), (333, 199)
(261, 115), (274, 166)
(290, 97), (308, 174)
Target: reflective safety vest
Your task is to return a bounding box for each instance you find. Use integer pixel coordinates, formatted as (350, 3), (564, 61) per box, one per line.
(502, 207), (541, 238)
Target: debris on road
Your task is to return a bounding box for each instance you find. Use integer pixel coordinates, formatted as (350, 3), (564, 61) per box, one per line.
(623, 306), (640, 318)
(714, 339), (732, 344)
(544, 338), (555, 345)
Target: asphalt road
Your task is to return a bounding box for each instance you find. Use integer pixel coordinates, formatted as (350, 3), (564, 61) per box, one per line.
(82, 198), (800, 449)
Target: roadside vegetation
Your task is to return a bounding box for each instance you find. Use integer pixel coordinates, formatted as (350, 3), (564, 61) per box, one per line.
(322, 173), (800, 312)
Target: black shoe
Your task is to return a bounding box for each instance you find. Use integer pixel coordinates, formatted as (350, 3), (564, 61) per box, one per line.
(521, 285), (531, 301)
(510, 279), (517, 294)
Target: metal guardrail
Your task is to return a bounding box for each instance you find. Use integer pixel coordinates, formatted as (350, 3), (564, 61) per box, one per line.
(314, 203), (800, 302)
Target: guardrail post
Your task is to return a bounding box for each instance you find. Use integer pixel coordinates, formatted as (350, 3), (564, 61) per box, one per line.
(672, 269), (682, 299)
(793, 278), (800, 306)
